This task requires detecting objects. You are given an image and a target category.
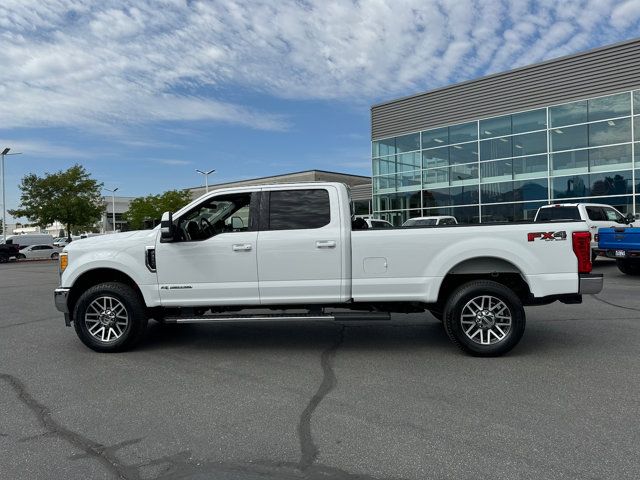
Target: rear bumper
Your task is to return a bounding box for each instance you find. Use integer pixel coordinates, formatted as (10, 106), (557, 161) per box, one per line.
(578, 273), (603, 295)
(603, 249), (640, 259)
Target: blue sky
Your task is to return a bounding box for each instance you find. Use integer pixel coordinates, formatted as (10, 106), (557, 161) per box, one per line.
(2, 0), (640, 222)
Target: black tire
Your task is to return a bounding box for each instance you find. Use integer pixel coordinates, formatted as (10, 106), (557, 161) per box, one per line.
(443, 280), (526, 357)
(51, 252), (59, 260)
(591, 251), (598, 263)
(0, 255), (7, 263)
(73, 282), (148, 352)
(616, 259), (640, 276)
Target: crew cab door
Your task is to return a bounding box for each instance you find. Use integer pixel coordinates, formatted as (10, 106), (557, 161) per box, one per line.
(257, 186), (343, 304)
(155, 190), (260, 306)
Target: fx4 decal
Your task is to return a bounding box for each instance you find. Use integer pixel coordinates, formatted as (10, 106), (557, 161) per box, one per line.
(527, 231), (567, 242)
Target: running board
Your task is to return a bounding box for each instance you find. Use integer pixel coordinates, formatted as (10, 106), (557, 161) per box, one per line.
(163, 312), (390, 324)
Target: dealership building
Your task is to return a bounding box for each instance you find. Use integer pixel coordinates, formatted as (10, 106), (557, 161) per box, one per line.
(371, 38), (640, 225)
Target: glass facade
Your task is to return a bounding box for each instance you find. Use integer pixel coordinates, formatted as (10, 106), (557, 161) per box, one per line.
(372, 91), (640, 225)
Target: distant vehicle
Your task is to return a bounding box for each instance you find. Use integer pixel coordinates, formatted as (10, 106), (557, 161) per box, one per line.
(534, 203), (635, 260)
(54, 238), (73, 247)
(15, 244), (61, 260)
(3, 233), (54, 248)
(402, 216), (458, 227)
(364, 218), (393, 229)
(598, 227), (640, 275)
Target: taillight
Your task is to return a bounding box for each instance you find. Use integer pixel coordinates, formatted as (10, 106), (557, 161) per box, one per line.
(572, 231), (592, 274)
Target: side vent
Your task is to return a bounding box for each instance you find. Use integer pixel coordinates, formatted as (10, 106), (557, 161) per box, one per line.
(145, 246), (157, 272)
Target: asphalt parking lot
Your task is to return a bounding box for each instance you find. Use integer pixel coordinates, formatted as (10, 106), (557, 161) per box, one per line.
(1, 260), (639, 480)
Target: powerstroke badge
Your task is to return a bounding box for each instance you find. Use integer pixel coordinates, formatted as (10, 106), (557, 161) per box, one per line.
(527, 231), (567, 242)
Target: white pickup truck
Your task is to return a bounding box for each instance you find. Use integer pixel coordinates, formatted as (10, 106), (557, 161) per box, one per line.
(54, 182), (602, 356)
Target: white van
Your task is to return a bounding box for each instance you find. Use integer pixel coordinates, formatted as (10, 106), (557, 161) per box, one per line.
(3, 234), (54, 248)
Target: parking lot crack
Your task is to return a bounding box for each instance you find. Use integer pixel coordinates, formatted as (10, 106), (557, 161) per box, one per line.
(0, 373), (137, 480)
(297, 325), (346, 471)
(592, 294), (640, 312)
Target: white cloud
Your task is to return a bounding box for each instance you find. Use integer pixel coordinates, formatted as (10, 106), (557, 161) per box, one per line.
(156, 159), (192, 166)
(0, 138), (88, 158)
(0, 0), (636, 133)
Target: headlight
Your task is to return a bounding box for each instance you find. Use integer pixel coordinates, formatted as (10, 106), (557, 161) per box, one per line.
(59, 252), (68, 273)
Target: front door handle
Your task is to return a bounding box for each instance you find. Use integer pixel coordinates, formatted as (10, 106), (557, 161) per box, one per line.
(316, 240), (336, 249)
(232, 244), (252, 252)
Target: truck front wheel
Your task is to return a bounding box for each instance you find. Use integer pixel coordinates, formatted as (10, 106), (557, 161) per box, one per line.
(443, 280), (526, 357)
(73, 282), (148, 352)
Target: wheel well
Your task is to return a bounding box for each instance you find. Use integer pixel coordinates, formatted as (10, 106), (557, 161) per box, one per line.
(68, 268), (143, 319)
(437, 257), (532, 306)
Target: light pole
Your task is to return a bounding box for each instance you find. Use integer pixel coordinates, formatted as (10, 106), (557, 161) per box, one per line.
(195, 169), (215, 193)
(1, 147), (22, 242)
(104, 187), (119, 233)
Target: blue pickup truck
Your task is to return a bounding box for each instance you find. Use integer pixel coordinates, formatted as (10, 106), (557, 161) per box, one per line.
(598, 227), (640, 275)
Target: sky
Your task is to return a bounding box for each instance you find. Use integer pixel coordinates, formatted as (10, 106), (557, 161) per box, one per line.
(2, 0), (640, 223)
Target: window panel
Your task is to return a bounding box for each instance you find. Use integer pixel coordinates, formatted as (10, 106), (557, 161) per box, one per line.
(549, 100), (587, 127)
(423, 168), (449, 186)
(513, 154), (548, 179)
(588, 118), (631, 147)
(481, 159), (513, 182)
(373, 138), (396, 157)
(590, 171), (632, 197)
(373, 157), (396, 176)
(421, 127), (448, 149)
(422, 147), (449, 169)
(634, 116), (640, 142)
(422, 188), (452, 207)
(519, 202), (547, 221)
(512, 131), (547, 156)
(480, 136), (512, 160)
(552, 175), (590, 199)
(396, 152), (421, 172)
(269, 190), (330, 230)
(449, 122), (477, 143)
(550, 124), (588, 151)
(481, 203), (515, 223)
(396, 170), (422, 189)
(373, 175), (396, 192)
(634, 90), (640, 113)
(450, 185), (479, 205)
(449, 142), (478, 164)
(450, 163), (479, 185)
(588, 92), (630, 122)
(480, 115), (511, 139)
(513, 178), (548, 201)
(480, 181), (514, 203)
(551, 150), (588, 174)
(395, 133), (421, 153)
(589, 144), (632, 172)
(512, 109), (547, 134)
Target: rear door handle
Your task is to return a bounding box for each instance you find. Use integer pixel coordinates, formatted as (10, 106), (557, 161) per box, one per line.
(232, 244), (252, 252)
(316, 240), (336, 249)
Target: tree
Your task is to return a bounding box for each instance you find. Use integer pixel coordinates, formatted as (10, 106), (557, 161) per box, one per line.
(124, 189), (192, 230)
(9, 165), (104, 238)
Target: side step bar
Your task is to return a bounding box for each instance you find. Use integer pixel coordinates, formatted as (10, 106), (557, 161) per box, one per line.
(163, 312), (391, 324)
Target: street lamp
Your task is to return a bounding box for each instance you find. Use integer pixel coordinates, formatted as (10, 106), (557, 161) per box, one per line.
(104, 187), (119, 233)
(1, 147), (22, 242)
(195, 169), (215, 193)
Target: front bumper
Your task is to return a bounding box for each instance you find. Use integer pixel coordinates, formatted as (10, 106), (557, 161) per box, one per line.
(54, 288), (72, 326)
(578, 273), (603, 295)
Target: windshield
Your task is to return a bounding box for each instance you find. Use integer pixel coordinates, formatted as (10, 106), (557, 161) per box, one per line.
(535, 207), (581, 221)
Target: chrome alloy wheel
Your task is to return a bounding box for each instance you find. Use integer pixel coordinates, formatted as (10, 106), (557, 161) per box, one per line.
(84, 296), (129, 343)
(460, 295), (512, 345)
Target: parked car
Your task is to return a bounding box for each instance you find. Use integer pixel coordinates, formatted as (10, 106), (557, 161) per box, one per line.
(4, 233), (54, 248)
(54, 238), (72, 247)
(16, 244), (61, 260)
(598, 226), (640, 275)
(364, 218), (393, 229)
(54, 182), (601, 357)
(402, 216), (458, 227)
(534, 203), (635, 260)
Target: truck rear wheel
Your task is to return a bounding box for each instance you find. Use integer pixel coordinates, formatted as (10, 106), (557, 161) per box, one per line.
(73, 282), (148, 352)
(616, 259), (640, 276)
(443, 280), (525, 357)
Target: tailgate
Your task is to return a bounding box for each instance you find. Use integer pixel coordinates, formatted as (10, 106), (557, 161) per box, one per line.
(598, 227), (640, 250)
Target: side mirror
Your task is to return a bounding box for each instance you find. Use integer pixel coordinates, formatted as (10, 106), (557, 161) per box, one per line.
(624, 213), (635, 225)
(230, 216), (244, 230)
(160, 211), (175, 242)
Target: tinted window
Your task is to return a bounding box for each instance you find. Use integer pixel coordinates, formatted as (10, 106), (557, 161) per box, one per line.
(586, 206), (606, 221)
(535, 206), (581, 221)
(440, 218), (457, 225)
(269, 189), (330, 230)
(371, 220), (392, 228)
(602, 207), (624, 222)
